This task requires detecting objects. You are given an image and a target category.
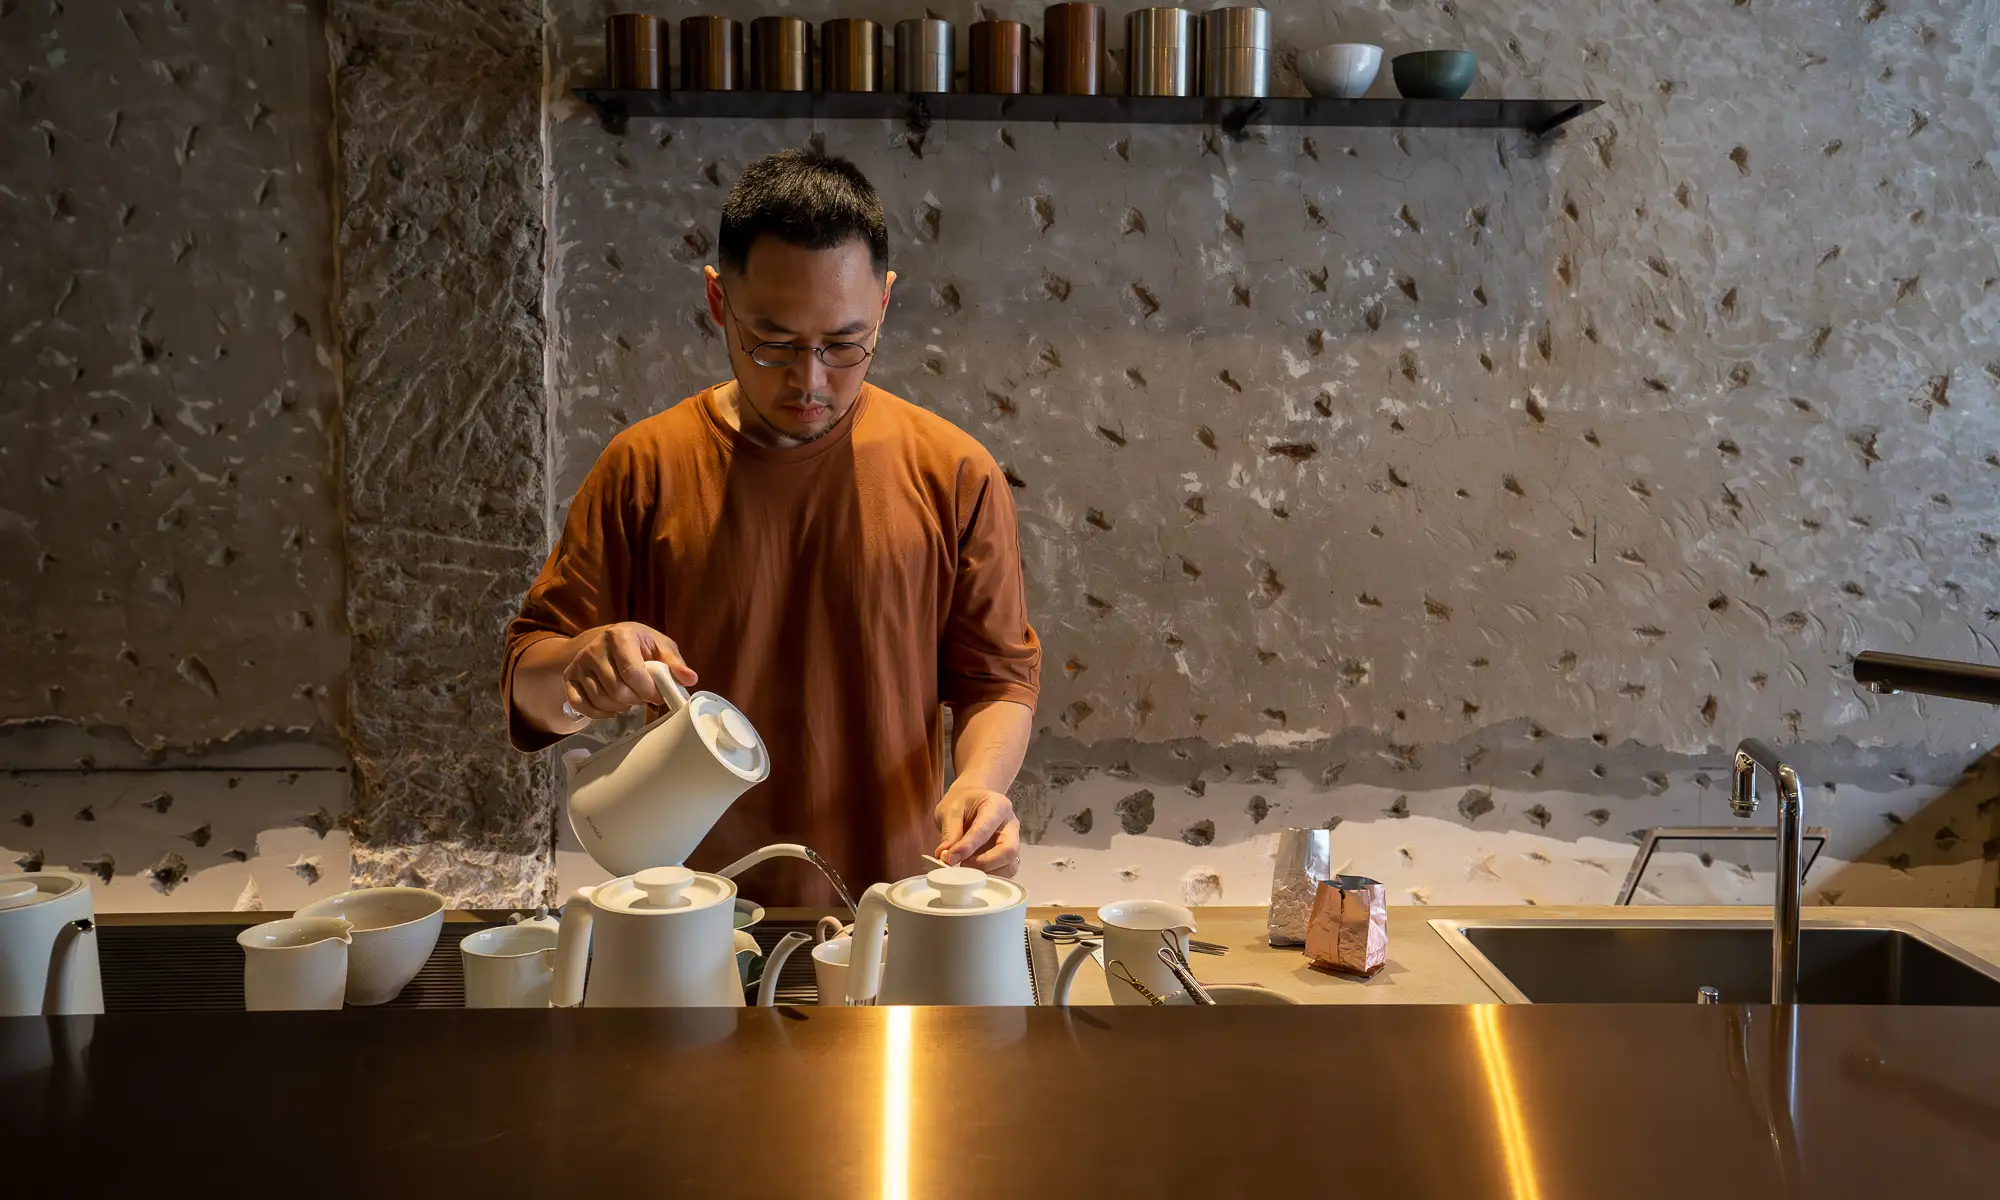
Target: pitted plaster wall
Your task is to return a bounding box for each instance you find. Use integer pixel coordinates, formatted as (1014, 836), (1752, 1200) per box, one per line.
(1, 1), (353, 909)
(547, 0), (2000, 907)
(6, 0), (1997, 911)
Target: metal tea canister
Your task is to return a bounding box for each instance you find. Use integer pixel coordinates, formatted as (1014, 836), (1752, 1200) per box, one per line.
(968, 19), (1028, 94)
(893, 18), (953, 93)
(821, 17), (884, 92)
(605, 12), (666, 90)
(1126, 7), (1197, 97)
(1042, 3), (1106, 96)
(680, 15), (744, 90)
(750, 16), (812, 91)
(1200, 6), (1271, 98)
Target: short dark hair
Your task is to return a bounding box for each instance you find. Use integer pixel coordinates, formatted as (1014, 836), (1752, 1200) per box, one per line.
(717, 149), (889, 275)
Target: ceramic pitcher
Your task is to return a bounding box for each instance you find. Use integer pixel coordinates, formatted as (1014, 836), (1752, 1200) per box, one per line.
(238, 916), (353, 1011)
(1051, 899), (1198, 1005)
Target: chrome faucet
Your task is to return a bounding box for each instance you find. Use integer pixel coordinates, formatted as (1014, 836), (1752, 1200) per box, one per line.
(1730, 739), (1805, 1004)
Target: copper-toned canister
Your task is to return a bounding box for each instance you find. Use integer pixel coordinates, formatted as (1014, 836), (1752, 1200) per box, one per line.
(750, 16), (812, 91)
(606, 13), (666, 90)
(1043, 3), (1105, 96)
(680, 16), (743, 90)
(968, 19), (1028, 94)
(821, 18), (884, 92)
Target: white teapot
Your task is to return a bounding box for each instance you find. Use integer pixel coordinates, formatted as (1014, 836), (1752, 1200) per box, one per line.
(0, 871), (102, 1017)
(845, 866), (1033, 1006)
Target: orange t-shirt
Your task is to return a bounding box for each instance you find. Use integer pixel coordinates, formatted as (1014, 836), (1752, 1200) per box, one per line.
(502, 383), (1041, 905)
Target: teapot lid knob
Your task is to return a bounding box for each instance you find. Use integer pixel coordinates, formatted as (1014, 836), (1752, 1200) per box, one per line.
(927, 866), (987, 908)
(714, 709), (755, 752)
(634, 865), (696, 909)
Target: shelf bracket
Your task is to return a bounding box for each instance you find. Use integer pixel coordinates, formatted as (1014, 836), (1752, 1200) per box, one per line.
(903, 94), (934, 137)
(1526, 101), (1587, 140)
(592, 94), (630, 137)
(1219, 99), (1266, 141)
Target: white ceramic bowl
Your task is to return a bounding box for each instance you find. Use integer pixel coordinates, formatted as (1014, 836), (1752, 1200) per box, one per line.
(1198, 984), (1304, 1006)
(1299, 43), (1383, 99)
(295, 887), (445, 1005)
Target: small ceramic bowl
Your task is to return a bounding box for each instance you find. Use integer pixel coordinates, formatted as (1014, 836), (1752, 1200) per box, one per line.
(1299, 43), (1382, 99)
(1201, 983), (1305, 1006)
(295, 886), (445, 1005)
(1392, 49), (1477, 100)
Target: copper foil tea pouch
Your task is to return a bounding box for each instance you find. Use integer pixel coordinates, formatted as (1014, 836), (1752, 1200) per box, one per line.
(1266, 827), (1333, 947)
(1303, 875), (1389, 978)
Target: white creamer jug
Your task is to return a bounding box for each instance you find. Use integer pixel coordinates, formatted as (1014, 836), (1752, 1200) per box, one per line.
(564, 660), (770, 877)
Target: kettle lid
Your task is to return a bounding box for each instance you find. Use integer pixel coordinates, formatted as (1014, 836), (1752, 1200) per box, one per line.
(689, 694), (769, 782)
(0, 871), (87, 912)
(591, 865), (736, 915)
(888, 866), (1026, 914)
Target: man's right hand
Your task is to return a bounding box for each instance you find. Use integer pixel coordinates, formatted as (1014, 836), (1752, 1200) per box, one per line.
(560, 622), (699, 721)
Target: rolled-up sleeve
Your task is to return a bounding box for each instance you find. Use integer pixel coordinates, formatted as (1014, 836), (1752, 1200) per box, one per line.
(939, 460), (1041, 710)
(500, 437), (638, 752)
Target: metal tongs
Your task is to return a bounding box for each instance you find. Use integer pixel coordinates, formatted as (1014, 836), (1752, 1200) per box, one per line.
(1157, 935), (1215, 1006)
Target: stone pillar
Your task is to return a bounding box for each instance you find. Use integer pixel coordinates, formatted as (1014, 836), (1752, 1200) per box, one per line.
(327, 0), (554, 904)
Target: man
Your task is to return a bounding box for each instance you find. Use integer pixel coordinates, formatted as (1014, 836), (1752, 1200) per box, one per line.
(503, 150), (1040, 905)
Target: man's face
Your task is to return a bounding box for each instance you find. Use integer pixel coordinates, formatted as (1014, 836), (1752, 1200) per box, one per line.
(704, 238), (893, 446)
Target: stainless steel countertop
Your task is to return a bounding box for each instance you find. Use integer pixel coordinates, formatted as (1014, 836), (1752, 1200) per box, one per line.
(7, 1002), (1999, 1196)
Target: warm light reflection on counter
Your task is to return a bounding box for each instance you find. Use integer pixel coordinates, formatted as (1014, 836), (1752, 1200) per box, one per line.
(1470, 1005), (1543, 1200)
(881, 1005), (913, 1200)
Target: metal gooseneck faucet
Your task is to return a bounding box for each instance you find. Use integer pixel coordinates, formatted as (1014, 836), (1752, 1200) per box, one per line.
(1730, 739), (1805, 1005)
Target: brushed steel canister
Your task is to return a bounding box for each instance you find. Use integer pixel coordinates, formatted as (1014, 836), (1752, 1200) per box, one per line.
(1126, 7), (1196, 97)
(751, 16), (812, 91)
(1200, 6), (1271, 97)
(821, 18), (884, 92)
(680, 16), (743, 90)
(968, 19), (1028, 94)
(893, 18), (953, 93)
(605, 12), (666, 90)
(1042, 3), (1105, 96)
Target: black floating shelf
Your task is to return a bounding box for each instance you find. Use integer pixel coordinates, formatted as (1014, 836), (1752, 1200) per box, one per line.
(576, 88), (1601, 139)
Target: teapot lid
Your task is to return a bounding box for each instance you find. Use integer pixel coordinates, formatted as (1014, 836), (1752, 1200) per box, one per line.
(887, 866), (1026, 914)
(689, 694), (769, 782)
(0, 871), (86, 912)
(591, 865), (735, 916)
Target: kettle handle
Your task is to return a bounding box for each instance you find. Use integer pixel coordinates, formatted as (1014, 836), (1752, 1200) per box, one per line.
(642, 660), (692, 714)
(846, 883), (893, 1006)
(1049, 941), (1095, 1007)
(551, 887), (596, 1008)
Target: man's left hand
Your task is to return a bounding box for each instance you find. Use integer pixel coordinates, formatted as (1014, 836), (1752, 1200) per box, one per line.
(933, 784), (1020, 875)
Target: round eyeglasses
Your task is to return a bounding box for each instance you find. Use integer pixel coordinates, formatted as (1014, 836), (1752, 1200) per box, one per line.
(723, 300), (877, 370)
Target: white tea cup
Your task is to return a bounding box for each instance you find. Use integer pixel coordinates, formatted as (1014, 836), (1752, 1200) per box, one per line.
(460, 923), (559, 1009)
(811, 934), (884, 1006)
(238, 917), (352, 1011)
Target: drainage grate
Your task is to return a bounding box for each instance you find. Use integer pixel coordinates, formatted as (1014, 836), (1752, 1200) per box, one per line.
(98, 921), (823, 1012)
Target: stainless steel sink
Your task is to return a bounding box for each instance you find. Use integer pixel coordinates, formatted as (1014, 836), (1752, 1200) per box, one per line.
(1430, 919), (2000, 1005)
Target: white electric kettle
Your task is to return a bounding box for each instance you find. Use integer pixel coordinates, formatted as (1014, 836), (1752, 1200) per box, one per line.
(552, 863), (813, 1008)
(564, 660), (770, 878)
(553, 865), (744, 1007)
(0, 871), (104, 1017)
(846, 866), (1033, 1006)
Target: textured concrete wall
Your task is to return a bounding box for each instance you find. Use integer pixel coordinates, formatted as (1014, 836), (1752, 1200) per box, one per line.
(548, 0), (2000, 907)
(0, 1), (345, 743)
(0, 1), (352, 908)
(329, 0), (556, 905)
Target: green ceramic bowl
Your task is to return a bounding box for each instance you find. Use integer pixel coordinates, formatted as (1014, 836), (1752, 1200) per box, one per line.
(1392, 50), (1477, 100)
